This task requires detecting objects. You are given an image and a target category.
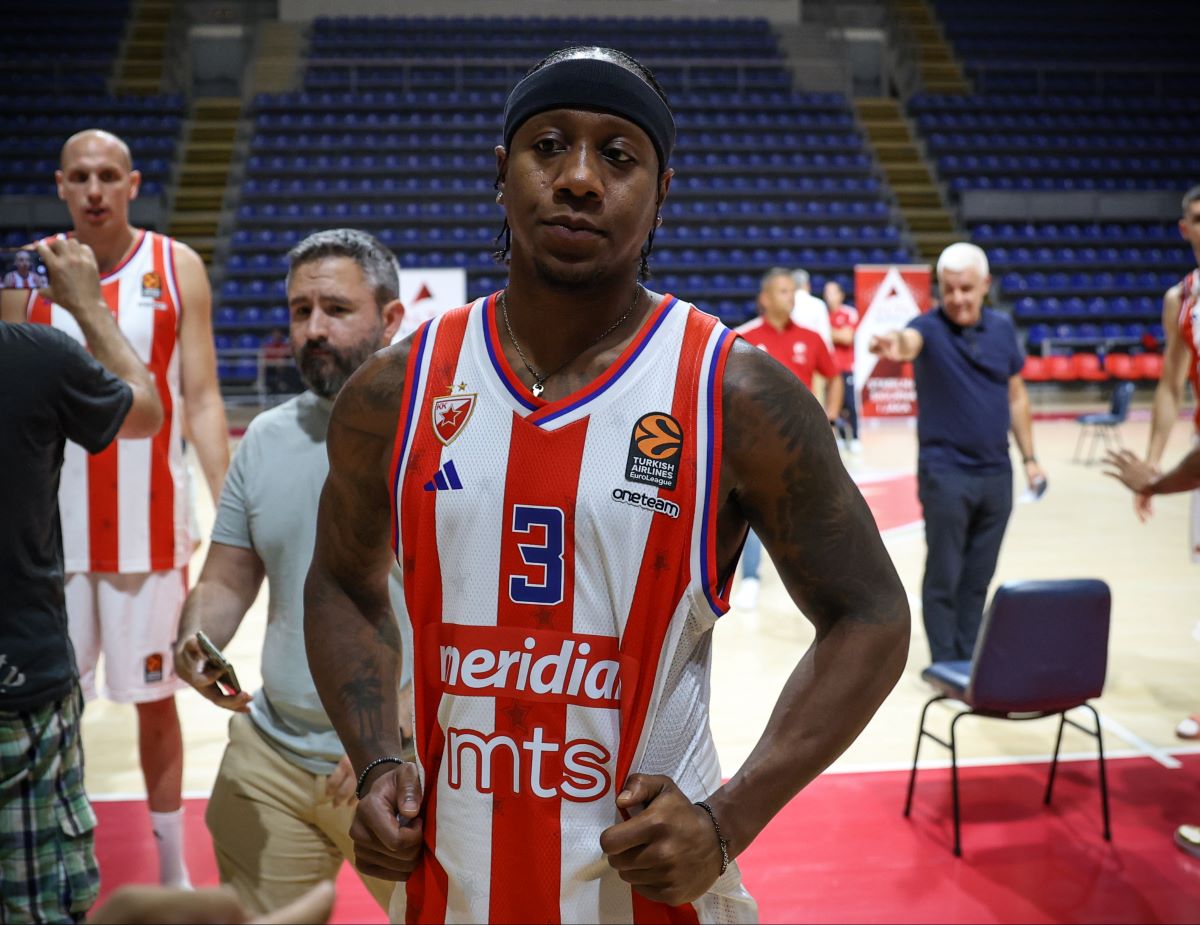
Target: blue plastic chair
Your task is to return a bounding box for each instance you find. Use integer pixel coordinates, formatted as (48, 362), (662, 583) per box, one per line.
(904, 579), (1113, 857)
(1073, 380), (1135, 464)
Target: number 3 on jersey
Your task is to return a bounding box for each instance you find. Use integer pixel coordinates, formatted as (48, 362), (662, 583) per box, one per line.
(508, 505), (565, 606)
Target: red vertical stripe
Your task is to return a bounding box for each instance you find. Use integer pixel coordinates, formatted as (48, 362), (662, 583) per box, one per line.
(612, 312), (718, 925)
(399, 307), (471, 925)
(489, 414), (588, 924)
(86, 279), (124, 571)
(148, 234), (177, 570)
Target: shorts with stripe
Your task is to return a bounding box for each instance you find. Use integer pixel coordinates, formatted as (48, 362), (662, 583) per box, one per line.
(66, 570), (188, 704)
(0, 686), (99, 924)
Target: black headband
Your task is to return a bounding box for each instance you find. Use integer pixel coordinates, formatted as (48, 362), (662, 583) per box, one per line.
(502, 56), (676, 169)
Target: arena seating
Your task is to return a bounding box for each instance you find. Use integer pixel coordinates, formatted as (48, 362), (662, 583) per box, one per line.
(215, 15), (910, 374)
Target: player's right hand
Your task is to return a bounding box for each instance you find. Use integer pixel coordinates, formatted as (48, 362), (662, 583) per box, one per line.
(35, 238), (104, 318)
(351, 761), (425, 881)
(173, 634), (252, 713)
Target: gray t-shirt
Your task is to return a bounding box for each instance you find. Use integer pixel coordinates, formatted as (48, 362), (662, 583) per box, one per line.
(212, 390), (412, 774)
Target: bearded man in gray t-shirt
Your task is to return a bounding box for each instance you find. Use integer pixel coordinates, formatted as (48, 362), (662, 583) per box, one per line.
(173, 229), (411, 914)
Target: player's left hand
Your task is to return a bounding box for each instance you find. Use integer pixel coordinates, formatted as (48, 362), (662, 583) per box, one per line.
(600, 774), (726, 906)
(1024, 458), (1046, 492)
(326, 755), (357, 807)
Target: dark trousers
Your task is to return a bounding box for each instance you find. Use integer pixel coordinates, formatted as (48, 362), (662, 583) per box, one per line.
(917, 466), (1013, 662)
(837, 371), (858, 439)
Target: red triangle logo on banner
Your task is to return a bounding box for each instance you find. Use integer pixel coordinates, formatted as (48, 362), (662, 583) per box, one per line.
(413, 283), (433, 303)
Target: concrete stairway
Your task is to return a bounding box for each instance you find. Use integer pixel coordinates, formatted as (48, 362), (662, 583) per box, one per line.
(856, 97), (961, 264)
(113, 0), (172, 95)
(168, 98), (241, 267)
(890, 0), (970, 95)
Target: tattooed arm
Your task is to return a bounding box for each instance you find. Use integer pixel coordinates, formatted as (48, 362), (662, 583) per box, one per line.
(304, 342), (423, 880)
(602, 340), (909, 905)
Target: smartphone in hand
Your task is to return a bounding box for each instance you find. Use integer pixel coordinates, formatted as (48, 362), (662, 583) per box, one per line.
(195, 630), (242, 695)
(0, 247), (49, 290)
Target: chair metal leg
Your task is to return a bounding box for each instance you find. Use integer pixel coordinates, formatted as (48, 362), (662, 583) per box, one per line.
(1082, 703), (1112, 841)
(904, 695), (945, 817)
(1072, 425), (1087, 463)
(949, 712), (965, 857)
(1044, 712), (1067, 805)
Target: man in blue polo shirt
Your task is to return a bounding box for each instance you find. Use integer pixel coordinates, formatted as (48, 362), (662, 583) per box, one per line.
(871, 242), (1045, 662)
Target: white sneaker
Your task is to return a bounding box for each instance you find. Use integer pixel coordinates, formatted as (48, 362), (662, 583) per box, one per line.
(849, 439), (863, 454)
(733, 577), (760, 610)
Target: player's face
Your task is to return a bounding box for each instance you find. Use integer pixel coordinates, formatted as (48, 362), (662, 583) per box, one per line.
(56, 139), (140, 233)
(761, 275), (797, 316)
(14, 252), (31, 274)
(824, 281), (843, 309)
(939, 266), (990, 327)
(1179, 201), (1200, 257)
(287, 256), (390, 399)
(498, 108), (672, 287)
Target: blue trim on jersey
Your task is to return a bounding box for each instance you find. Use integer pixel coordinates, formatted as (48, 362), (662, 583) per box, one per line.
(700, 327), (733, 616)
(393, 320), (432, 551)
(481, 298), (540, 412)
(534, 296), (680, 428)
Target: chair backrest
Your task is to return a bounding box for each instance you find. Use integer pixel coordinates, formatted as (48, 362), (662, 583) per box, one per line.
(966, 579), (1110, 715)
(1109, 380), (1135, 420)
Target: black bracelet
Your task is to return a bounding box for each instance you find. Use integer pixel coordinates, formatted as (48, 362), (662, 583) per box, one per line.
(355, 756), (407, 800)
(1023, 455), (1037, 464)
(694, 800), (729, 876)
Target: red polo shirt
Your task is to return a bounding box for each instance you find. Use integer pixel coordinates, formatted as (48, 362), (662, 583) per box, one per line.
(829, 305), (859, 374)
(734, 316), (837, 388)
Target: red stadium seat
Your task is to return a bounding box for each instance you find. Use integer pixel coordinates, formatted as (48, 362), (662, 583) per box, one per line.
(1103, 353), (1136, 380)
(1046, 354), (1075, 381)
(1022, 355), (1049, 381)
(1072, 352), (1107, 381)
(1134, 352), (1164, 381)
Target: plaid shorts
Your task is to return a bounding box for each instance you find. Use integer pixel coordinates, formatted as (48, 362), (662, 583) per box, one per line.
(1, 686), (99, 924)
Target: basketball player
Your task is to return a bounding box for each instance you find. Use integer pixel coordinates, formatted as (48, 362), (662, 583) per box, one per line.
(304, 47), (909, 923)
(1, 248), (48, 289)
(173, 229), (411, 914)
(0, 129), (229, 886)
(1142, 184), (1200, 741)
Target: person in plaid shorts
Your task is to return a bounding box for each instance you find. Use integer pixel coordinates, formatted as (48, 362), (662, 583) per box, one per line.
(1, 238), (163, 923)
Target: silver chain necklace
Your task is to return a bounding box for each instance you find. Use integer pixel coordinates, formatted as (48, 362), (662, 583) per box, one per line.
(499, 285), (643, 398)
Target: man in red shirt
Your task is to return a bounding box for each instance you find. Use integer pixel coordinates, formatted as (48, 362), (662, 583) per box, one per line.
(733, 268), (843, 607)
(825, 280), (862, 453)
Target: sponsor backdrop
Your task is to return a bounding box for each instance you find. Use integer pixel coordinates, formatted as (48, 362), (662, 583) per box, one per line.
(393, 267), (468, 342)
(852, 264), (932, 419)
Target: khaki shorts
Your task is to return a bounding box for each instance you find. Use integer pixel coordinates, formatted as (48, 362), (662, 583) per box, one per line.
(66, 570), (187, 704)
(206, 712), (394, 916)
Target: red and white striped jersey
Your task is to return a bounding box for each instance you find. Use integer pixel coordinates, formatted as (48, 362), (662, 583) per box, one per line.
(1177, 269), (1200, 433)
(28, 230), (190, 573)
(388, 293), (757, 924)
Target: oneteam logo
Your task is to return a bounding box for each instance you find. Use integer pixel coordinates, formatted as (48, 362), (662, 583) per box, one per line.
(610, 487), (680, 519)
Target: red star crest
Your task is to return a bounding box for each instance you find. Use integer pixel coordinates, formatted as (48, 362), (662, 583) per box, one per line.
(431, 388), (476, 446)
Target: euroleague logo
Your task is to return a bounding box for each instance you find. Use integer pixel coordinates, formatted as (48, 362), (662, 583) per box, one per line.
(625, 412), (683, 490)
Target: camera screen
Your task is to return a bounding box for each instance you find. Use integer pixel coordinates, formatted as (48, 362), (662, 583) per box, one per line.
(0, 247), (49, 291)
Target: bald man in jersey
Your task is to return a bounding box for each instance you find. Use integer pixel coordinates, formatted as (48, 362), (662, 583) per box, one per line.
(1, 129), (229, 886)
(304, 47), (908, 923)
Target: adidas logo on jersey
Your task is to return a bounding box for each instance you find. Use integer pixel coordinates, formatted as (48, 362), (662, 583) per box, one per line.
(423, 459), (463, 492)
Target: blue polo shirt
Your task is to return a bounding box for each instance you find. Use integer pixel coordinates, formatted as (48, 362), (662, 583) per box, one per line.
(907, 307), (1024, 475)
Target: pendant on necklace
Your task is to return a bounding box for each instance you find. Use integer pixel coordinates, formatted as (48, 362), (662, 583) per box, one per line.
(532, 381), (545, 398)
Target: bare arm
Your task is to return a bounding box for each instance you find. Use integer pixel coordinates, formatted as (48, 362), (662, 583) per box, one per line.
(36, 239), (162, 438)
(602, 343), (910, 905)
(304, 346), (409, 777)
(173, 541), (265, 712)
(710, 341), (909, 855)
(1105, 446), (1200, 500)
(823, 367), (844, 420)
(0, 289), (26, 323)
(869, 327), (924, 362)
(1147, 286), (1190, 466)
(1008, 374), (1044, 488)
(175, 242), (229, 501)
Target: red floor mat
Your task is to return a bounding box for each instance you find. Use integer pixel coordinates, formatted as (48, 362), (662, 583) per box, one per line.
(94, 753), (1200, 923)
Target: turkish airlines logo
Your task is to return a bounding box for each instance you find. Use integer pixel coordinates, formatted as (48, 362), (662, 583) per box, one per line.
(626, 411), (683, 490)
